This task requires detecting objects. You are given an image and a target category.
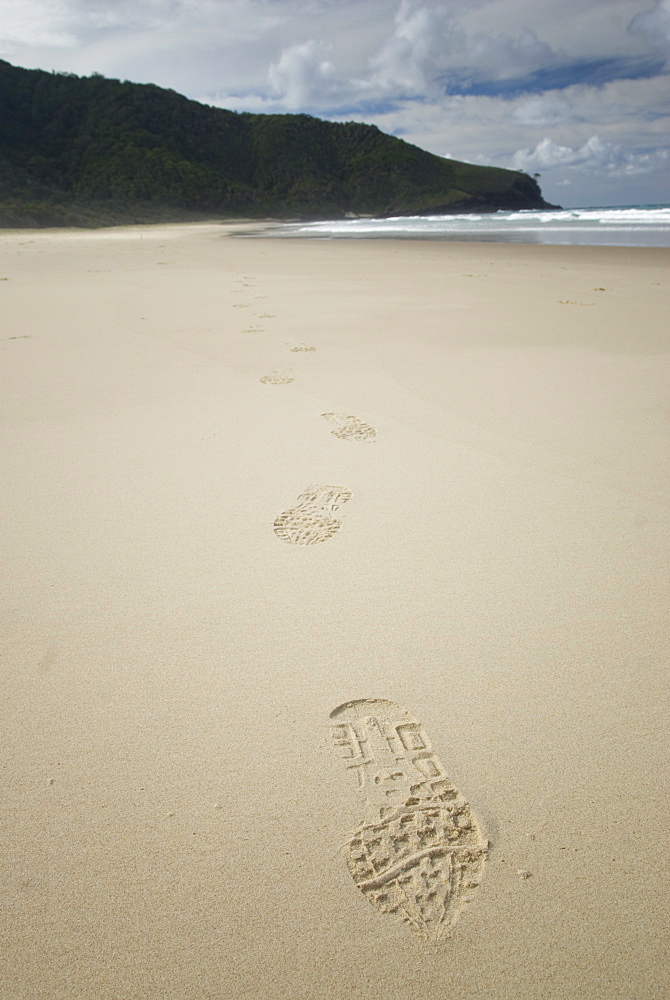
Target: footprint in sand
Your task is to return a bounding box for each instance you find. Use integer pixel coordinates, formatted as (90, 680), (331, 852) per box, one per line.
(274, 486), (352, 545)
(289, 343), (316, 352)
(260, 370), (295, 385)
(322, 413), (376, 442)
(243, 326), (264, 333)
(330, 699), (487, 946)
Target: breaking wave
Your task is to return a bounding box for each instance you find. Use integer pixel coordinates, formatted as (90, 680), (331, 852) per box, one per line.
(257, 205), (670, 247)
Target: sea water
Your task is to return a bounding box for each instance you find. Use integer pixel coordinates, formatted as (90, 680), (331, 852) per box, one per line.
(256, 205), (670, 248)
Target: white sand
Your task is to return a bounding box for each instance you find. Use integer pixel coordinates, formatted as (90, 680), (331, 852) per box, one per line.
(1, 223), (668, 999)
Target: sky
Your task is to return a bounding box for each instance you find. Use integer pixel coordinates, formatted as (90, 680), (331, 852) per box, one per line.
(2, 0), (669, 207)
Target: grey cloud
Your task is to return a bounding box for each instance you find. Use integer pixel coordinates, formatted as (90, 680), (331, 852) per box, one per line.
(465, 27), (555, 80)
(0, 0), (75, 52)
(629, 0), (670, 51)
(71, 0), (183, 31)
(512, 95), (580, 127)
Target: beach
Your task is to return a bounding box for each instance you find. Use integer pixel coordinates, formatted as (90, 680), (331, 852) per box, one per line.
(1, 222), (668, 1000)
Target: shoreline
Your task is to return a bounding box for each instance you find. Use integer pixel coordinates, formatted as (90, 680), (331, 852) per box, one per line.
(2, 210), (669, 249)
(2, 223), (668, 1000)
(3, 216), (670, 251)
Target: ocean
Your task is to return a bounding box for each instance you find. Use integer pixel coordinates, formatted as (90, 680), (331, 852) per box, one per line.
(253, 205), (670, 248)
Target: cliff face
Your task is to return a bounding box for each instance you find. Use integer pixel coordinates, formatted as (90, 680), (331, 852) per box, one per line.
(0, 60), (555, 227)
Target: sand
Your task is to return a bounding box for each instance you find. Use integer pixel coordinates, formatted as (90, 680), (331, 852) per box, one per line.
(1, 223), (668, 999)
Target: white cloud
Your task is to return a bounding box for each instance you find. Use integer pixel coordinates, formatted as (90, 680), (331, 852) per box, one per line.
(512, 75), (670, 133)
(369, 1), (465, 97)
(269, 40), (337, 109)
(512, 134), (670, 176)
(257, 1), (565, 110)
(367, 2), (559, 98)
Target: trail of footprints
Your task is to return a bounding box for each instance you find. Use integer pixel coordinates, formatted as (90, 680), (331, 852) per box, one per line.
(330, 699), (487, 945)
(234, 276), (486, 945)
(246, 303), (376, 543)
(270, 412), (375, 541)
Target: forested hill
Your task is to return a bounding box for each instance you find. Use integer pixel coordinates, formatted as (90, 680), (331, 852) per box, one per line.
(0, 59), (554, 227)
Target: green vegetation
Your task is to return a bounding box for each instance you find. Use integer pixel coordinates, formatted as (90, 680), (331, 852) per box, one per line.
(0, 59), (554, 227)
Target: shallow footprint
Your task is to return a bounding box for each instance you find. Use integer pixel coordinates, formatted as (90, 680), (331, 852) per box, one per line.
(289, 343), (316, 352)
(260, 369), (295, 384)
(322, 412), (376, 442)
(274, 486), (352, 545)
(330, 699), (486, 946)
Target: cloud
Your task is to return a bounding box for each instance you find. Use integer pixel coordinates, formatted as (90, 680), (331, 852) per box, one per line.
(369, 1), (465, 97)
(263, 1), (568, 109)
(269, 40), (337, 109)
(0, 0), (75, 51)
(512, 134), (670, 176)
(466, 27), (555, 80)
(254, 2), (665, 112)
(71, 0), (182, 31)
(367, 2), (562, 100)
(512, 95), (580, 127)
(629, 0), (670, 58)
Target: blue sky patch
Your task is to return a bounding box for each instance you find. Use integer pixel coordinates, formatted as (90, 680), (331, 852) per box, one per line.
(445, 56), (666, 99)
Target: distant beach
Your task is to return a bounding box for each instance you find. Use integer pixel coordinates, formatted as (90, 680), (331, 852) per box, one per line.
(1, 222), (668, 1000)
